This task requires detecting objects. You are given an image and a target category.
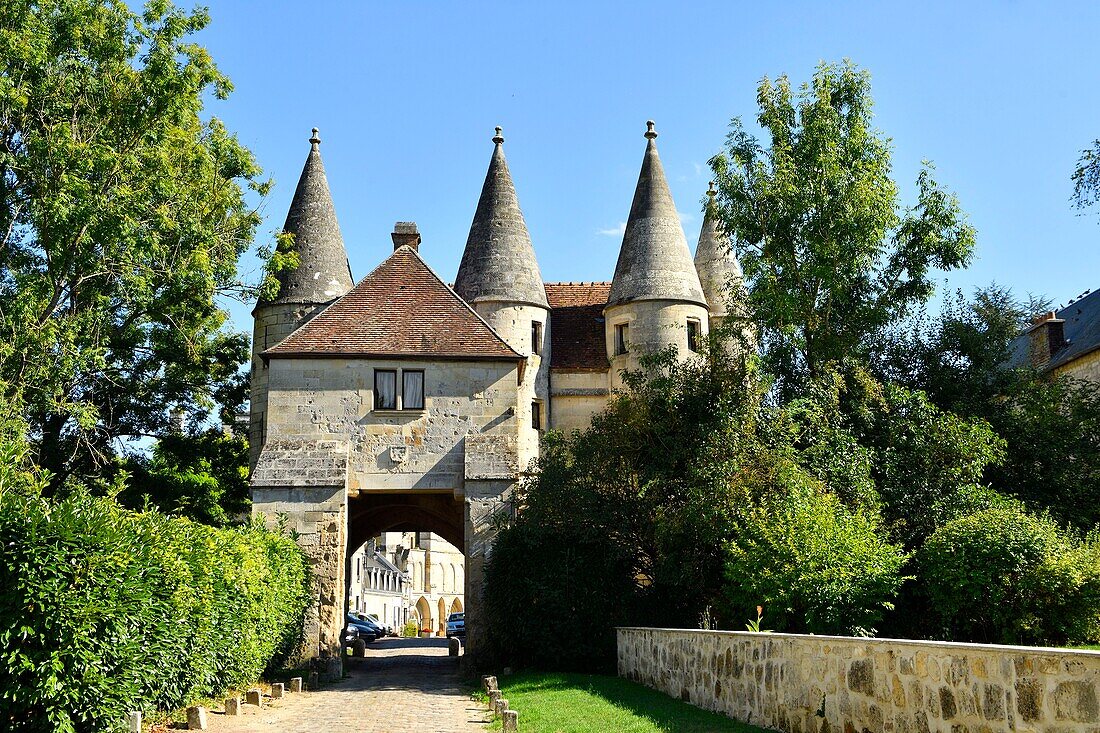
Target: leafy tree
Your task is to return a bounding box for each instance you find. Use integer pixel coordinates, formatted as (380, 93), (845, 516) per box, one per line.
(118, 427), (251, 526)
(1073, 139), (1100, 213)
(0, 0), (265, 489)
(919, 505), (1100, 645)
(709, 61), (975, 395)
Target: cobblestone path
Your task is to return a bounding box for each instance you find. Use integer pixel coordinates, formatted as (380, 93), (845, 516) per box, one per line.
(206, 638), (488, 732)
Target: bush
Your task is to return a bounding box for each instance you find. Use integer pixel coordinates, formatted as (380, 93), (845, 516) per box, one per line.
(918, 505), (1100, 645)
(723, 489), (908, 636)
(0, 490), (311, 732)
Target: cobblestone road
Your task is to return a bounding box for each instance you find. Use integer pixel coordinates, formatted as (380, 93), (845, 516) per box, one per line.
(206, 637), (488, 732)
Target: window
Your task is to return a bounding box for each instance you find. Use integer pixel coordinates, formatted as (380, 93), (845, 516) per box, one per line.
(531, 401), (542, 431)
(403, 370), (424, 410)
(615, 323), (629, 355)
(374, 369), (397, 409)
(687, 319), (701, 352)
(531, 321), (543, 355)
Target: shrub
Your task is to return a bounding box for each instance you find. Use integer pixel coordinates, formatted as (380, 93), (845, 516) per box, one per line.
(0, 490), (310, 731)
(918, 505), (1100, 645)
(723, 488), (908, 636)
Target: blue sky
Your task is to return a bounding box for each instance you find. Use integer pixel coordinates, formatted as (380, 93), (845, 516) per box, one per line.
(193, 1), (1100, 332)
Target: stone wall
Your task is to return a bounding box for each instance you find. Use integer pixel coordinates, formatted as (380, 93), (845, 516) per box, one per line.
(1056, 347), (1100, 384)
(617, 627), (1100, 733)
(604, 299), (709, 390)
(549, 369), (609, 433)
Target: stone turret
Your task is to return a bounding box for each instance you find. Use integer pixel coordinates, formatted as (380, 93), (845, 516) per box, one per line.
(694, 182), (749, 330)
(249, 129), (354, 471)
(454, 127), (549, 462)
(605, 122), (709, 383)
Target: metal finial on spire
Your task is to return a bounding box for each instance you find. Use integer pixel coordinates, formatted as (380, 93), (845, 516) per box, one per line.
(644, 120), (657, 139)
(309, 128), (321, 146)
(493, 126), (504, 145)
(707, 180), (717, 197)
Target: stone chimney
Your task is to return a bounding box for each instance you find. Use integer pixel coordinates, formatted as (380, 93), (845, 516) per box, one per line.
(1026, 310), (1066, 369)
(391, 222), (421, 251)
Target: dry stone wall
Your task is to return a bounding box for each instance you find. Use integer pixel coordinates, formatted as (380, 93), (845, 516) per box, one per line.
(617, 627), (1100, 733)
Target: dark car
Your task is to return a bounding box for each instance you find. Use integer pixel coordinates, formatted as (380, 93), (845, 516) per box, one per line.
(354, 613), (387, 638)
(446, 612), (465, 639)
(346, 612), (378, 642)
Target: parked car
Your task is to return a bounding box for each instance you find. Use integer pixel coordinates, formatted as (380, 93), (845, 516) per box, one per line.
(354, 613), (387, 638)
(446, 612), (465, 639)
(346, 612), (378, 642)
(361, 613), (393, 636)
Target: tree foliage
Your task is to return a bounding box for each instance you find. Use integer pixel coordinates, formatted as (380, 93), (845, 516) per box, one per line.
(0, 0), (264, 488)
(710, 61), (975, 394)
(1073, 139), (1100, 213)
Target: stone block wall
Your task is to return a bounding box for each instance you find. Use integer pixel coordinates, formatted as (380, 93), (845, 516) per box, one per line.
(617, 628), (1100, 733)
(549, 369), (609, 433)
(1056, 348), (1100, 384)
(604, 299), (709, 390)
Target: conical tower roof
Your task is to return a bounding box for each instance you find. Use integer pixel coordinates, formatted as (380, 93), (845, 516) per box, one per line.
(694, 182), (745, 317)
(259, 128), (354, 307)
(454, 127), (548, 309)
(608, 121), (707, 309)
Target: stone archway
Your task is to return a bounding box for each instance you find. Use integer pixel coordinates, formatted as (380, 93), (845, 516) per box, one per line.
(415, 596), (432, 636)
(450, 597), (463, 614)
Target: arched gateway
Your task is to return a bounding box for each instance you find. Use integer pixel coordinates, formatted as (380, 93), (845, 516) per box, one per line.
(248, 123), (740, 679)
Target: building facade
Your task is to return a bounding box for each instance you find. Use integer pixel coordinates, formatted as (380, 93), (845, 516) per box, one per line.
(1009, 289), (1100, 382)
(248, 122), (745, 674)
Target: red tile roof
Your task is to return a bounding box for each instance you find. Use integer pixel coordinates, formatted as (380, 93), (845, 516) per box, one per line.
(545, 282), (611, 371)
(265, 247), (523, 361)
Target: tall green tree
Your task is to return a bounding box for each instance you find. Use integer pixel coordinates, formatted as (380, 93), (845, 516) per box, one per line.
(710, 61), (976, 395)
(0, 0), (265, 488)
(1073, 139), (1100, 213)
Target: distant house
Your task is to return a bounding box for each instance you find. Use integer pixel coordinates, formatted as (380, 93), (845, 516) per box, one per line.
(1007, 289), (1100, 381)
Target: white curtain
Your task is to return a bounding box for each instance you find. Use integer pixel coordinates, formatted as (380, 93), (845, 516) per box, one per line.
(375, 370), (396, 409)
(403, 371), (424, 409)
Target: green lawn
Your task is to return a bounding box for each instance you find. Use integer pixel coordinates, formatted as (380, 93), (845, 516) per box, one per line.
(477, 671), (767, 733)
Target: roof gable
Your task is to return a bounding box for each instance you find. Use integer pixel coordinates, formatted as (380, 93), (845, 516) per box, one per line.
(265, 246), (522, 361)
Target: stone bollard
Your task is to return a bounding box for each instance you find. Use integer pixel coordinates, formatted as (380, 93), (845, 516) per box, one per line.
(488, 689), (502, 717)
(502, 709), (519, 732)
(486, 675), (498, 692)
(503, 666), (513, 676)
(270, 682), (285, 699)
(245, 688), (263, 707)
(224, 696), (242, 715)
(186, 706), (207, 730)
(352, 638), (367, 657)
(482, 675), (493, 692)
(308, 671), (319, 690)
(493, 697), (509, 717)
(127, 711), (142, 733)
(289, 676), (303, 693)
(448, 636), (461, 656)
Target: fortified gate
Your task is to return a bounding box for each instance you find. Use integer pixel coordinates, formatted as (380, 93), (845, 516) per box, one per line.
(248, 123), (744, 676)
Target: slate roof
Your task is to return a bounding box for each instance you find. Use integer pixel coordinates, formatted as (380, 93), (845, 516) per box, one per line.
(1007, 288), (1100, 371)
(265, 246), (523, 361)
(258, 130), (354, 308)
(453, 128), (549, 308)
(545, 282), (611, 371)
(608, 122), (707, 309)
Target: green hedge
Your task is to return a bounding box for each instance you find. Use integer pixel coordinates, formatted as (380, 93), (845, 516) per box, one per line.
(0, 491), (311, 732)
(918, 505), (1100, 645)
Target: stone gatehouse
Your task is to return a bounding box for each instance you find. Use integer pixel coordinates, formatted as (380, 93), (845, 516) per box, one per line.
(248, 122), (745, 674)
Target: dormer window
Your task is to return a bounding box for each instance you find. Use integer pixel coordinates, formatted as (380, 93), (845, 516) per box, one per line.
(615, 323), (629, 356)
(532, 321), (544, 355)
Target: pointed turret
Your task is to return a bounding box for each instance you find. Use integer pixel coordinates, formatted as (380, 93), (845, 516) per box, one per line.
(694, 182), (745, 317)
(250, 128), (353, 473)
(454, 127), (548, 309)
(259, 128), (354, 307)
(608, 121), (707, 308)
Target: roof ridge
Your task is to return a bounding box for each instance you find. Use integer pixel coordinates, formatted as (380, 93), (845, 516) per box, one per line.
(403, 246), (523, 359)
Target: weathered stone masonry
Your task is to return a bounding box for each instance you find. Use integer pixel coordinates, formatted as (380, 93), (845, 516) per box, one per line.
(618, 627), (1100, 733)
